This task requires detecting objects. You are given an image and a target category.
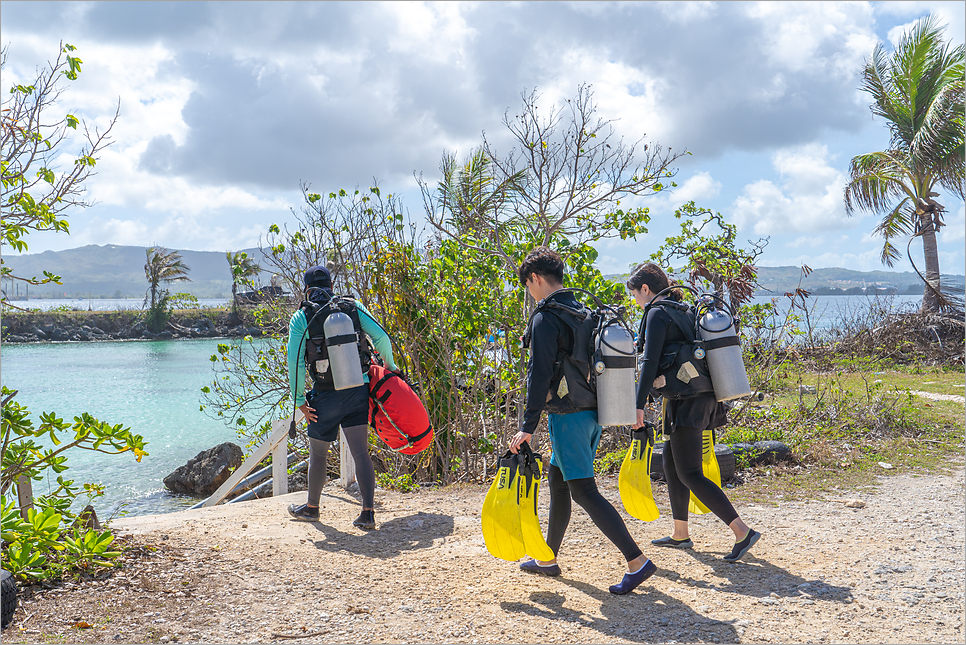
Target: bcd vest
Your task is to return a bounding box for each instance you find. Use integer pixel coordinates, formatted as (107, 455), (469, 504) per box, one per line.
(638, 300), (714, 400)
(523, 297), (598, 414)
(301, 296), (372, 391)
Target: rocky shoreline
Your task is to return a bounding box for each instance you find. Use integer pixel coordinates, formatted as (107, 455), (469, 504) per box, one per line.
(1, 309), (268, 343)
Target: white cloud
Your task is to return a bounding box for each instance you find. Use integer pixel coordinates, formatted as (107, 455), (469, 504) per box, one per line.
(671, 171), (722, 205)
(655, 1), (717, 24)
(745, 2), (877, 79)
(875, 2), (965, 48)
(593, 253), (628, 275)
(68, 213), (270, 254)
(730, 143), (857, 235)
(88, 149), (293, 215)
(759, 247), (884, 271)
(383, 2), (476, 64)
(615, 170), (723, 218)
(938, 250), (965, 274)
(939, 204), (965, 243)
(784, 235), (826, 249)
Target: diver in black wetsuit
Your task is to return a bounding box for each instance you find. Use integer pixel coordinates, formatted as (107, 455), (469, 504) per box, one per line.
(509, 247), (655, 594)
(628, 262), (761, 562)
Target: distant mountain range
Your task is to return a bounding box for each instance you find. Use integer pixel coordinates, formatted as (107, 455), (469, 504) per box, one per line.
(2, 244), (273, 299)
(3, 244), (963, 300)
(610, 265), (964, 296)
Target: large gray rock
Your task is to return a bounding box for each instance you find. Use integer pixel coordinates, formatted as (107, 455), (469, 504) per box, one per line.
(163, 442), (244, 496)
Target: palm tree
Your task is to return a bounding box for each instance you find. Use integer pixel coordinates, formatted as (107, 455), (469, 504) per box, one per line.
(844, 14), (964, 313)
(431, 147), (526, 270)
(226, 250), (261, 319)
(144, 246), (191, 310)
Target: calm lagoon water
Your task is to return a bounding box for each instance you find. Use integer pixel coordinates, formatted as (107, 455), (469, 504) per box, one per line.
(2, 338), (243, 517)
(0, 293), (925, 517)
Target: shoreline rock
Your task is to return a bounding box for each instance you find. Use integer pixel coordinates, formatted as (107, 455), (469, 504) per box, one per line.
(163, 442), (244, 497)
(1, 309), (271, 344)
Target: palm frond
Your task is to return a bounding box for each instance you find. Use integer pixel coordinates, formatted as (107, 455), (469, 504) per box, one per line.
(844, 151), (909, 215)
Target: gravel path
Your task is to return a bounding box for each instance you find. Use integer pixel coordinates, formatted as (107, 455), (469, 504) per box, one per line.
(5, 463), (965, 644)
(910, 390), (965, 404)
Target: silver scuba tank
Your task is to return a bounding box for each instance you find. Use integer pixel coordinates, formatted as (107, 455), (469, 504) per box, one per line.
(322, 311), (365, 390)
(697, 308), (751, 401)
(594, 322), (638, 426)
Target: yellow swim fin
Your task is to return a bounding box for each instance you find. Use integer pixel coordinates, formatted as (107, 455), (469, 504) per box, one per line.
(517, 444), (555, 562)
(481, 451), (526, 561)
(688, 429), (722, 515)
(618, 423), (660, 522)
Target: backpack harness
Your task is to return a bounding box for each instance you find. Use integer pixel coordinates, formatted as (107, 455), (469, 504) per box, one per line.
(300, 296), (372, 392)
(523, 289), (636, 415)
(636, 286), (739, 400)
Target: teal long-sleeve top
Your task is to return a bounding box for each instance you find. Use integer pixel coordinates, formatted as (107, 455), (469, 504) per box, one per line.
(287, 299), (397, 407)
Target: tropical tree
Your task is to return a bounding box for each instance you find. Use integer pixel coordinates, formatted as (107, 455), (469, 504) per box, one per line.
(226, 250), (260, 321)
(844, 14), (965, 313)
(651, 202), (769, 311)
(144, 246), (191, 310)
(0, 43), (118, 309)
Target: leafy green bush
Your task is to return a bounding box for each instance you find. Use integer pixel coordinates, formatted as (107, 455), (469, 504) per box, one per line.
(1, 386), (147, 581)
(145, 293), (172, 332)
(169, 292), (199, 310)
(1, 501), (121, 581)
(376, 473), (418, 492)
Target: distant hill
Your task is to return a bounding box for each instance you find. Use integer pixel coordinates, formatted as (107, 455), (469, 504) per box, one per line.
(608, 265), (965, 296)
(2, 244), (276, 299)
(753, 266), (965, 295)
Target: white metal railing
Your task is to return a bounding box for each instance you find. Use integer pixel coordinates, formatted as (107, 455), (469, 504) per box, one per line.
(194, 411), (356, 508)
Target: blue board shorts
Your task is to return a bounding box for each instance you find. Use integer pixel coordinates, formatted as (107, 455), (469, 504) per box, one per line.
(305, 385), (369, 442)
(547, 409), (602, 481)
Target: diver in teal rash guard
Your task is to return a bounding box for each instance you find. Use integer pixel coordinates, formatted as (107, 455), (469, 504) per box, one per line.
(285, 265), (397, 529)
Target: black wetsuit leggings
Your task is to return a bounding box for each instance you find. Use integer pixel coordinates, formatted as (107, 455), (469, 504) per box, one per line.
(306, 425), (375, 509)
(664, 426), (738, 525)
(546, 464), (643, 562)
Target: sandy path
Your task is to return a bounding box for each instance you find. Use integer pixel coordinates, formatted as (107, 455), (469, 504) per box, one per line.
(5, 463), (965, 644)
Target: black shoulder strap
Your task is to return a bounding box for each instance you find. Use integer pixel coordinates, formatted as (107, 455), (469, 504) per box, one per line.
(523, 298), (589, 349)
(647, 300), (696, 343)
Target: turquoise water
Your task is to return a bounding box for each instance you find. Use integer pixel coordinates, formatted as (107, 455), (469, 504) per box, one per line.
(1, 339), (243, 517)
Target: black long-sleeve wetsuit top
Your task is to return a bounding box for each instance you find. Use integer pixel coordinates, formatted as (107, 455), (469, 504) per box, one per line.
(521, 291), (581, 436)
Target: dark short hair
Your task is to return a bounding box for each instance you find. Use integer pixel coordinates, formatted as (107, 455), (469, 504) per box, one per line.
(626, 262), (680, 299)
(518, 247), (565, 287)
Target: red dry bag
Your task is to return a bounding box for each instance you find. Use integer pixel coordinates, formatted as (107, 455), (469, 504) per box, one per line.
(367, 364), (433, 455)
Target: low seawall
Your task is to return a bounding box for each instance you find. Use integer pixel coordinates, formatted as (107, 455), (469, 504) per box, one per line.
(1, 308), (271, 343)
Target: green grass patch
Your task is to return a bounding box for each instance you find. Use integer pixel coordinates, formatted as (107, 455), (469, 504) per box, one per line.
(594, 447), (628, 475)
(376, 472), (419, 492)
(719, 363), (964, 503)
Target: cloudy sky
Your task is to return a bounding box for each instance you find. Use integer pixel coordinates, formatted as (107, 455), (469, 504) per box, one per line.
(2, 1), (964, 276)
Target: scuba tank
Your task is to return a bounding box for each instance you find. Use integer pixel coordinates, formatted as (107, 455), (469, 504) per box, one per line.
(696, 300), (751, 402)
(594, 321), (637, 427)
(322, 311), (365, 390)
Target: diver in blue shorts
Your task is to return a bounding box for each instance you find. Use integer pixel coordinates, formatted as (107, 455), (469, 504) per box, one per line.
(508, 247), (656, 595)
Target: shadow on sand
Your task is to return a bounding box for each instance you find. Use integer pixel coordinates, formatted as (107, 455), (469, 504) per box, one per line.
(500, 552), (853, 643)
